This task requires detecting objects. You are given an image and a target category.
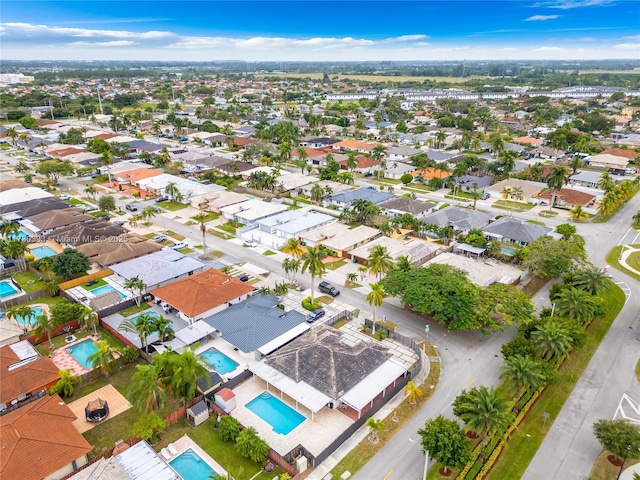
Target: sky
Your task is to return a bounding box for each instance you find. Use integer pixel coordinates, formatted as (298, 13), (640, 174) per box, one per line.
(1, 0), (639, 62)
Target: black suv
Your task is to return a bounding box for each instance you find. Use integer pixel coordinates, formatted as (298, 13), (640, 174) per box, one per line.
(318, 281), (340, 297)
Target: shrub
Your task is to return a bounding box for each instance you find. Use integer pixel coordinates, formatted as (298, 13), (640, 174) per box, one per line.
(218, 415), (242, 442)
(131, 413), (168, 443)
(24, 253), (35, 262)
(400, 173), (414, 185)
(301, 296), (322, 311)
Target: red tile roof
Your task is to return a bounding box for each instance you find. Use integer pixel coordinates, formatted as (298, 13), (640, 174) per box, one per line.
(0, 395), (92, 480)
(538, 188), (595, 206)
(216, 387), (235, 401)
(0, 346), (60, 406)
(600, 148), (636, 160)
(151, 268), (255, 317)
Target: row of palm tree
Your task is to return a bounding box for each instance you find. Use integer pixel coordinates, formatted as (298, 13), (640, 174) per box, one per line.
(597, 178), (638, 218)
(118, 312), (174, 352)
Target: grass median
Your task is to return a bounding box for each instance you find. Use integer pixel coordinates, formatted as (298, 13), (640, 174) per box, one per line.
(606, 244), (640, 283)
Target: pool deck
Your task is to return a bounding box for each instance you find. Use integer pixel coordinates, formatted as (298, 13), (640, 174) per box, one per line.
(165, 434), (227, 478)
(67, 384), (132, 434)
(50, 334), (100, 376)
(193, 338), (248, 380)
(232, 377), (354, 457)
(28, 240), (63, 259)
(9, 302), (51, 331)
(0, 278), (26, 302)
(64, 274), (135, 308)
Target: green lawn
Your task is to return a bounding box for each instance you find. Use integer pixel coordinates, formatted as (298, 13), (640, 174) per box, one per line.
(81, 278), (108, 290)
(207, 228), (233, 240)
(194, 211), (220, 223)
(493, 200), (535, 211)
(10, 271), (48, 293)
(627, 251), (640, 271)
(165, 230), (186, 241)
(526, 219), (546, 226)
(325, 259), (348, 270)
(178, 247), (195, 254)
(485, 281), (625, 480)
(262, 250), (277, 256)
(606, 244), (640, 283)
(119, 302), (150, 317)
(160, 201), (189, 211)
(219, 221), (242, 234)
(68, 198), (88, 207)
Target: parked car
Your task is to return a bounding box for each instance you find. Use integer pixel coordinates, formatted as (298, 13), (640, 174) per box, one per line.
(97, 215), (110, 221)
(125, 204), (139, 212)
(307, 308), (326, 323)
(155, 196), (169, 203)
(318, 281), (340, 297)
(112, 221), (125, 226)
(243, 239), (258, 248)
(236, 273), (250, 282)
(59, 194), (71, 200)
(481, 192), (490, 200)
(151, 234), (167, 243)
(172, 242), (188, 250)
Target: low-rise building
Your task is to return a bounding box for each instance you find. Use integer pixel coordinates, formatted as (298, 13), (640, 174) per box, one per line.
(378, 197), (437, 220)
(537, 187), (596, 209)
(486, 179), (546, 203)
(421, 206), (494, 234)
(483, 217), (552, 246)
(219, 199), (288, 227)
(327, 187), (395, 208)
(348, 236), (438, 266)
(76, 232), (162, 267)
(255, 210), (336, 240)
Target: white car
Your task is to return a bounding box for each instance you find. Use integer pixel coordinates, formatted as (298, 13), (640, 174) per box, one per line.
(172, 242), (188, 250)
(243, 239), (258, 248)
(59, 194), (71, 200)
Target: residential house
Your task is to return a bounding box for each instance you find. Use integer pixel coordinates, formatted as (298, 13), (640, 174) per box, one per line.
(537, 187), (596, 209)
(76, 232), (162, 267)
(569, 171), (623, 189)
(276, 172), (317, 194)
(512, 136), (544, 147)
(232, 125), (256, 137)
(110, 249), (204, 290)
(151, 268), (255, 324)
(0, 341), (59, 411)
(587, 152), (631, 170)
(421, 206), (494, 234)
(0, 197), (70, 223)
(348, 236), (439, 266)
(486, 179), (547, 202)
(331, 140), (377, 153)
(48, 220), (127, 247)
(203, 294), (309, 359)
(189, 190), (248, 211)
(0, 395), (92, 480)
(0, 187), (52, 208)
(315, 224), (381, 258)
(136, 173), (224, 202)
(454, 175), (493, 190)
(114, 167), (162, 185)
(532, 146), (565, 160)
(20, 208), (94, 236)
(386, 146), (423, 163)
(298, 180), (354, 199)
(383, 161), (416, 180)
(255, 210), (336, 240)
(483, 217), (552, 246)
(378, 197), (437, 220)
(219, 199), (288, 227)
(337, 155), (380, 175)
(327, 187), (394, 208)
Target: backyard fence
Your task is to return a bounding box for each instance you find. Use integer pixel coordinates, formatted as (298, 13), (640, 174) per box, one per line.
(0, 259), (27, 277)
(57, 269), (114, 291)
(164, 395), (204, 426)
(96, 297), (137, 318)
(0, 289), (49, 309)
(24, 319), (81, 346)
(99, 318), (137, 349)
(325, 309), (353, 326)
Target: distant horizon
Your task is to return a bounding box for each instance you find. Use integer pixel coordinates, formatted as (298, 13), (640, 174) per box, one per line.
(2, 1), (639, 62)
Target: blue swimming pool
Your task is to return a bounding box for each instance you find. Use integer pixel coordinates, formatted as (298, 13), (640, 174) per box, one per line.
(29, 246), (57, 258)
(198, 348), (239, 375)
(245, 392), (306, 435)
(91, 285), (126, 298)
(129, 311), (161, 322)
(0, 280), (20, 299)
(66, 339), (99, 369)
(8, 230), (29, 240)
(169, 448), (216, 480)
(14, 306), (43, 326)
(501, 246), (516, 256)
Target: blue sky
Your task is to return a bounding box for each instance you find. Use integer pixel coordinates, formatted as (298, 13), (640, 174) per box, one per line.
(1, 1), (638, 61)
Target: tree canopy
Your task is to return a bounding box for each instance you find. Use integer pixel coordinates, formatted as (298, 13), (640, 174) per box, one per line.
(418, 415), (470, 473)
(521, 236), (586, 279)
(52, 248), (91, 279)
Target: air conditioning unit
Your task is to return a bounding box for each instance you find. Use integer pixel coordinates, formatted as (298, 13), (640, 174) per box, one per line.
(295, 456), (308, 473)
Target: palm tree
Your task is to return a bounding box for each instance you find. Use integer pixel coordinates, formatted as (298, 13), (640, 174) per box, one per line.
(301, 246), (326, 303)
(235, 427), (269, 464)
(51, 369), (79, 398)
(118, 313), (155, 352)
(366, 417), (383, 443)
(546, 165), (569, 211)
(153, 314), (174, 342)
(282, 238), (304, 258)
(5, 127), (18, 146)
(87, 340), (117, 377)
(367, 245), (395, 280)
(15, 161), (30, 174)
(371, 145), (387, 179)
(338, 171), (354, 185)
(346, 272), (358, 286)
(191, 210), (210, 254)
(33, 312), (58, 350)
(597, 172), (615, 192)
(160, 348), (208, 403)
(80, 307), (99, 335)
(84, 185), (98, 200)
(554, 288), (598, 324)
(128, 363), (167, 413)
(310, 183), (324, 205)
(404, 380), (423, 405)
(571, 266), (607, 295)
(570, 205), (588, 222)
(395, 255), (413, 272)
(281, 257), (301, 282)
(598, 191), (619, 218)
(165, 181), (180, 201)
(7, 305), (36, 328)
(531, 321), (574, 361)
(124, 276), (147, 307)
(4, 239), (28, 259)
(346, 150), (358, 172)
(455, 386), (511, 462)
(366, 283), (386, 334)
(140, 206), (157, 223)
(0, 222), (19, 239)
(500, 355), (545, 410)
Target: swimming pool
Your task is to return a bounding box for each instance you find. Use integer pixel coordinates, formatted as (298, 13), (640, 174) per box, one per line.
(8, 230), (29, 240)
(198, 348), (239, 375)
(501, 246), (516, 256)
(169, 448), (216, 480)
(29, 245), (58, 258)
(0, 280), (21, 299)
(245, 392), (306, 435)
(129, 311), (161, 322)
(13, 306), (43, 326)
(66, 339), (99, 369)
(91, 285), (126, 299)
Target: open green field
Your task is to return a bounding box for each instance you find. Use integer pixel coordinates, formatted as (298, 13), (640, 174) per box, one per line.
(579, 69), (640, 74)
(255, 72), (482, 83)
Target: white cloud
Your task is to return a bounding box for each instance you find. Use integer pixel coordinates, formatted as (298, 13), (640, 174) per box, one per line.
(69, 40), (136, 47)
(535, 46), (565, 51)
(533, 0), (616, 9)
(623, 34), (640, 41)
(1, 22), (174, 40)
(612, 43), (640, 50)
(525, 15), (561, 21)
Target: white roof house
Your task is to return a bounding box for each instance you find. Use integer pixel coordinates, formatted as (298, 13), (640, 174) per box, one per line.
(219, 199), (288, 226)
(137, 174), (224, 201)
(189, 190), (249, 210)
(257, 210), (336, 239)
(0, 187), (52, 207)
(276, 172), (318, 192)
(349, 236), (439, 266)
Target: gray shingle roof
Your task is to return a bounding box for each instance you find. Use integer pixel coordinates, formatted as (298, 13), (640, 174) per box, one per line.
(482, 217), (552, 244)
(202, 294), (307, 353)
(265, 327), (391, 399)
(329, 187), (395, 205)
(422, 206), (494, 231)
(0, 197), (71, 217)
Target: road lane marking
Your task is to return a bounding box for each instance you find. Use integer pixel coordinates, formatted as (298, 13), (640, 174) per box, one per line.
(383, 470), (393, 480)
(466, 378), (476, 389)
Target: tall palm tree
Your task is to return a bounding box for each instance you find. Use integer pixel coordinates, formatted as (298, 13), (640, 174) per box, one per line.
(87, 340), (117, 377)
(310, 183), (324, 205)
(455, 386), (511, 462)
(281, 257), (301, 283)
(153, 315), (174, 342)
(7, 305), (36, 328)
(128, 363), (167, 413)
(404, 380), (423, 405)
(296, 147), (308, 174)
(235, 427), (269, 464)
(165, 181), (179, 201)
(191, 210), (210, 254)
(598, 191), (619, 218)
(140, 206), (157, 223)
(531, 321), (574, 361)
(546, 165), (569, 211)
(395, 255), (413, 272)
(84, 185), (98, 200)
(570, 205), (588, 222)
(346, 150), (359, 172)
(500, 355), (545, 411)
(554, 288), (598, 324)
(367, 245), (395, 280)
(571, 266), (607, 296)
(159, 348), (208, 403)
(51, 369), (79, 398)
(366, 283), (386, 334)
(5, 127), (18, 146)
(33, 312), (58, 350)
(301, 246), (326, 303)
(365, 417), (383, 443)
(371, 145), (387, 179)
(632, 210), (640, 226)
(118, 313), (155, 352)
(282, 238), (304, 258)
(4, 239), (28, 259)
(124, 276), (147, 307)
(0, 222), (19, 239)
(80, 307), (99, 335)
(597, 172), (615, 192)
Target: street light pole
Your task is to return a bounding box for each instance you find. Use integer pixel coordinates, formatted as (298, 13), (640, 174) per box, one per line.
(422, 450), (429, 480)
(616, 445), (631, 480)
